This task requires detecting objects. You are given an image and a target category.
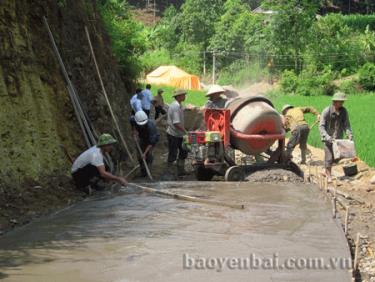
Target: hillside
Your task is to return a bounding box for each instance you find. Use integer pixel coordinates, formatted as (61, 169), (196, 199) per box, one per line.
(0, 0), (134, 230)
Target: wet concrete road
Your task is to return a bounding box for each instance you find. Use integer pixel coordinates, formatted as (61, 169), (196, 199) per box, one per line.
(0, 182), (352, 281)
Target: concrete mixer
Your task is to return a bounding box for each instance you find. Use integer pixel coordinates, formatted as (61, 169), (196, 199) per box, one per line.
(187, 96), (303, 181)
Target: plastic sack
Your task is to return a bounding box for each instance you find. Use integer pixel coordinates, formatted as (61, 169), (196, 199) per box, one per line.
(333, 139), (356, 160)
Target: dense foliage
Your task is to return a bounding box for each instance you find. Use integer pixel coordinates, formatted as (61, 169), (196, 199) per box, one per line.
(98, 0), (375, 93)
(97, 0), (148, 80)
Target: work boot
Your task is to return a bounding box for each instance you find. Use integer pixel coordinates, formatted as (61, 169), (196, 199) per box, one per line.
(177, 159), (188, 176)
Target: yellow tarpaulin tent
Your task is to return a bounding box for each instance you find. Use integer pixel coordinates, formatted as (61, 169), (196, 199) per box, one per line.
(146, 66), (201, 90)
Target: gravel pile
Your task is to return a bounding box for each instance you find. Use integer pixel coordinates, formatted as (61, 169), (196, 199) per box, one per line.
(246, 169), (304, 183)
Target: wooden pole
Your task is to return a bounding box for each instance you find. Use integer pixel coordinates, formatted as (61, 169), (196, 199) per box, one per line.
(333, 178), (338, 198)
(155, 114), (166, 125)
(134, 138), (154, 181)
(129, 183), (245, 210)
(44, 17), (95, 148)
(332, 197), (337, 218)
(60, 144), (74, 164)
(309, 119), (319, 130)
(85, 26), (135, 163)
(125, 164), (140, 178)
(327, 188), (351, 199)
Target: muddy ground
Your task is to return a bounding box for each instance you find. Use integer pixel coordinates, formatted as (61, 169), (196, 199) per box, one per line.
(0, 175), (85, 235)
(2, 108), (375, 281)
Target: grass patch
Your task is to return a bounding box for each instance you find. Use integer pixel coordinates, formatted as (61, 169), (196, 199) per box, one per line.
(147, 83), (375, 167)
(270, 94), (375, 167)
(148, 84), (206, 106)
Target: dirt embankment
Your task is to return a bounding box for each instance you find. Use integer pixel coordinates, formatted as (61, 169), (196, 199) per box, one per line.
(288, 144), (375, 282)
(0, 0), (134, 233)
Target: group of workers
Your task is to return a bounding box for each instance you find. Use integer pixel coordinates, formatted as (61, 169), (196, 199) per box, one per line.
(71, 82), (352, 192)
(282, 91), (353, 182)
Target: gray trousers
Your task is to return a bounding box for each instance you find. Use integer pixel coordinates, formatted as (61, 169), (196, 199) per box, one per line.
(324, 141), (334, 168)
(286, 124), (310, 161)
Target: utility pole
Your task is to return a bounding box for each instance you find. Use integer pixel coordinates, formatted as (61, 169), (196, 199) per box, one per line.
(212, 51), (216, 84)
(348, 0), (351, 13)
(154, 0), (156, 24)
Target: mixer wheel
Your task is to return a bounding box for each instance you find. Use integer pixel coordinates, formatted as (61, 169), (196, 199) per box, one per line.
(195, 166), (215, 181)
(225, 166), (245, 182)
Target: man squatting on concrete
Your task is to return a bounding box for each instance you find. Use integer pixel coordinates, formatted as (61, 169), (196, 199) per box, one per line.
(130, 111), (160, 177)
(71, 134), (128, 192)
(166, 89), (189, 176)
(281, 104), (320, 164)
(319, 92), (353, 182)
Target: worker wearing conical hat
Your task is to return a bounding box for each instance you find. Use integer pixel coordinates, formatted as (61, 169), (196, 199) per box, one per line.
(319, 92), (353, 182)
(166, 89), (189, 177)
(205, 85), (228, 109)
(71, 134), (128, 193)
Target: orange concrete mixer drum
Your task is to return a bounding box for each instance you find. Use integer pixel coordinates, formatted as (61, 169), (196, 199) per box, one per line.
(226, 96), (285, 155)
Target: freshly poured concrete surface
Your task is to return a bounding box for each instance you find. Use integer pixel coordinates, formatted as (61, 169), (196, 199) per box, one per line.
(0, 182), (352, 281)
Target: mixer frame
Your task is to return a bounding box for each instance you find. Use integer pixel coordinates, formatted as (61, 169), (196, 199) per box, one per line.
(188, 103), (303, 181)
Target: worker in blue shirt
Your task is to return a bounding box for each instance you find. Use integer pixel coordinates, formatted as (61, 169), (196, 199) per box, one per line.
(130, 111), (160, 177)
(141, 84), (153, 117)
(130, 88), (143, 115)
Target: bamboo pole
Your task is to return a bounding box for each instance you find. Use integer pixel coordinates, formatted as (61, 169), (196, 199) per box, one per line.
(60, 144), (74, 164)
(353, 233), (361, 271)
(134, 138), (154, 181)
(85, 26), (135, 163)
(332, 197), (337, 218)
(309, 119), (319, 130)
(44, 17), (94, 148)
(155, 114), (166, 125)
(327, 188), (351, 199)
(129, 183), (245, 210)
(125, 164), (140, 178)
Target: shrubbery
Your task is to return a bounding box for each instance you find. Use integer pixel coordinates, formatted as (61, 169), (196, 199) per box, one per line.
(280, 69), (335, 96)
(358, 63), (375, 91)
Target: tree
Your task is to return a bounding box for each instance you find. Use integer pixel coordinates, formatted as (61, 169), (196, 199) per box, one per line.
(150, 5), (181, 50)
(179, 0), (225, 49)
(209, 0), (260, 67)
(98, 0), (147, 78)
(262, 0), (320, 73)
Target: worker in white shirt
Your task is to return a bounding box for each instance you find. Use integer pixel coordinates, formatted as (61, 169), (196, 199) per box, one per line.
(71, 134), (128, 193)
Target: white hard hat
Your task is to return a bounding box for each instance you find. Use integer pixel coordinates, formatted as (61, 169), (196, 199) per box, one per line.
(206, 85), (225, 96)
(134, 111), (148, 126)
